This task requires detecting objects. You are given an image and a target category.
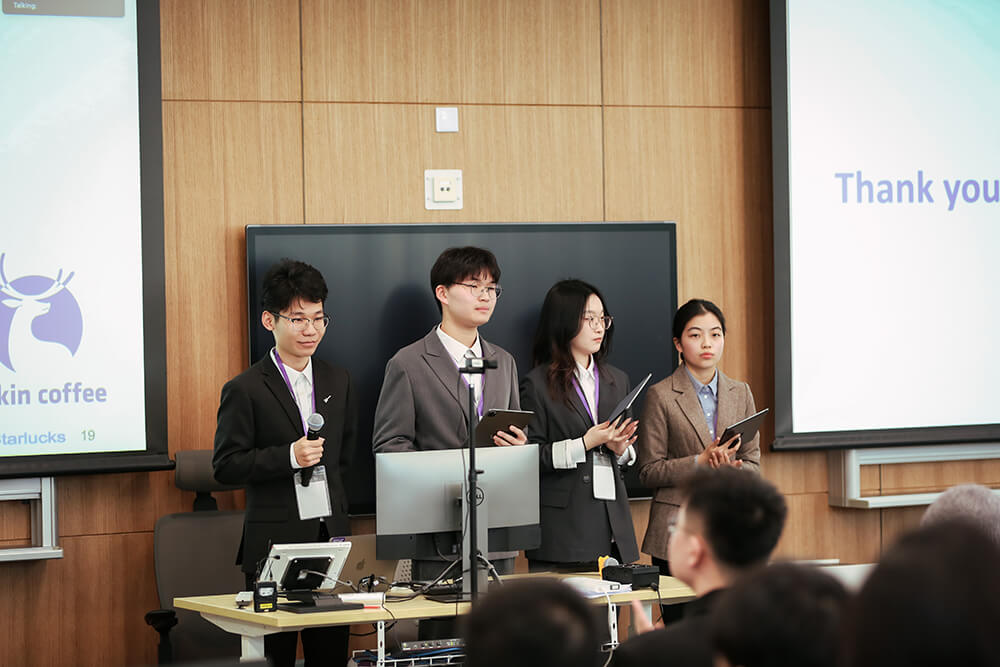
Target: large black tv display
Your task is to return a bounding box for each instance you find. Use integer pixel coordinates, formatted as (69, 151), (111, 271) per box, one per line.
(246, 222), (677, 513)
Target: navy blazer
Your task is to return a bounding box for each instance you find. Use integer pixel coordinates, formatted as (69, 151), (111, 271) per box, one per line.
(519, 362), (640, 564)
(213, 355), (357, 575)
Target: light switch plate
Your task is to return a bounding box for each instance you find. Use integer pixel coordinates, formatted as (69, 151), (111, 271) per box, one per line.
(425, 169), (463, 210)
(435, 107), (459, 133)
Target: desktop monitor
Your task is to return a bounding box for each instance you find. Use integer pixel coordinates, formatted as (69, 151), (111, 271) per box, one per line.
(375, 445), (541, 562)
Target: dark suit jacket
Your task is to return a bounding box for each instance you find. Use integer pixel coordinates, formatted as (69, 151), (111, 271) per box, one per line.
(213, 355), (357, 575)
(519, 363), (640, 564)
(372, 328), (520, 452)
(610, 588), (724, 667)
(636, 365), (761, 560)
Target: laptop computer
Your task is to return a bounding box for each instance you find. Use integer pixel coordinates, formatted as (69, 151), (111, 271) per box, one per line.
(331, 534), (400, 593)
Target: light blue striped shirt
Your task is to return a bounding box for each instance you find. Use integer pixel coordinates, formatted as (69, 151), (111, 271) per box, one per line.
(685, 367), (719, 441)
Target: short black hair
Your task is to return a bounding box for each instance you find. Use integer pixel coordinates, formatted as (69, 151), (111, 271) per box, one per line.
(429, 246), (501, 313)
(672, 298), (727, 340)
(843, 520), (1000, 667)
(710, 563), (848, 667)
(260, 258), (328, 314)
(463, 578), (602, 667)
(681, 467), (787, 570)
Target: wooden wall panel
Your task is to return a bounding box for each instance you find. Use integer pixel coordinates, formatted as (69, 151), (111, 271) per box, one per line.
(771, 493), (881, 564)
(880, 460), (1000, 494)
(0, 533), (157, 667)
(163, 101), (304, 458)
(301, 0), (601, 104)
(161, 0), (301, 101)
(602, 0), (770, 107)
(879, 505), (926, 555)
(0, 501), (31, 541)
(603, 107), (771, 375)
(303, 104), (604, 222)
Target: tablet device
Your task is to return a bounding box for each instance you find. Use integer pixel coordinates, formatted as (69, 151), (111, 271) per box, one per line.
(475, 409), (534, 446)
(607, 373), (652, 424)
(718, 408), (769, 447)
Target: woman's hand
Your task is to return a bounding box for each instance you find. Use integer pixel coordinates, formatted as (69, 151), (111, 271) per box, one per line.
(696, 433), (743, 469)
(583, 417), (638, 455)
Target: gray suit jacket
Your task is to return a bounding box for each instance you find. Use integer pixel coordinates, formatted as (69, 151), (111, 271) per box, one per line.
(636, 365), (761, 560)
(372, 328), (521, 452)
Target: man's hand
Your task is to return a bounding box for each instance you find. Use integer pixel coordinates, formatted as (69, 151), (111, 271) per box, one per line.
(293, 434), (325, 467)
(494, 424), (528, 446)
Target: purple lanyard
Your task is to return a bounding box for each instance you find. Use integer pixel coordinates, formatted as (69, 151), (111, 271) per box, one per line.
(572, 365), (600, 425)
(273, 349), (315, 435)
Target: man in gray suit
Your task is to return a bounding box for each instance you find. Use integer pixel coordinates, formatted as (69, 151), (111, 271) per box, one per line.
(372, 246), (528, 584)
(373, 246), (527, 453)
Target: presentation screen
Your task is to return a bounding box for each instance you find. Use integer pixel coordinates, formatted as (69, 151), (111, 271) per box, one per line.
(770, 0), (1000, 449)
(0, 1), (169, 477)
(246, 223), (678, 513)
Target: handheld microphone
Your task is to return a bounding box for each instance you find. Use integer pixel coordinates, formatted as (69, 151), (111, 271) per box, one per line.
(301, 412), (324, 487)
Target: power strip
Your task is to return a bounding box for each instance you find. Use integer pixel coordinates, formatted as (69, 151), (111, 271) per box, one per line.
(400, 638), (464, 652)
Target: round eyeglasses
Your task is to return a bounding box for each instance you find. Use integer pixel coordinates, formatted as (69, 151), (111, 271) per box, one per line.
(454, 282), (502, 299)
(272, 313), (331, 331)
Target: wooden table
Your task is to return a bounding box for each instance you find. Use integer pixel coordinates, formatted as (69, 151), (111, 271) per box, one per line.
(175, 573), (695, 665)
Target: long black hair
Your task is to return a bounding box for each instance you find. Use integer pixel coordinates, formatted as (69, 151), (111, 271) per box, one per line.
(531, 279), (614, 404)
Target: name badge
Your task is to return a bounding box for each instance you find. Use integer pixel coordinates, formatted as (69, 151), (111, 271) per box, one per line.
(295, 465), (332, 520)
(593, 451), (616, 501)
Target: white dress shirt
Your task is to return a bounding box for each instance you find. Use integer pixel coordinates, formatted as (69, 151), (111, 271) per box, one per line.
(270, 348), (314, 469)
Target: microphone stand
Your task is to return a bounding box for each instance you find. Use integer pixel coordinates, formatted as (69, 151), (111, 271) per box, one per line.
(461, 356), (496, 603)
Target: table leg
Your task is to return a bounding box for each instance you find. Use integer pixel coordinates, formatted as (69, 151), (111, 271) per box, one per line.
(241, 634), (265, 662)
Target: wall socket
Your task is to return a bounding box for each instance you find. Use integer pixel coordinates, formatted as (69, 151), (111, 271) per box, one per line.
(424, 169), (463, 210)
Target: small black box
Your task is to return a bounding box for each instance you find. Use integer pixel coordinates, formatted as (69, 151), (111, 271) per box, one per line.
(602, 564), (660, 589)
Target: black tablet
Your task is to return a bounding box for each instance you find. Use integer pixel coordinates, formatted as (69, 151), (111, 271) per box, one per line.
(718, 408), (769, 447)
(607, 373), (653, 424)
(475, 409), (534, 446)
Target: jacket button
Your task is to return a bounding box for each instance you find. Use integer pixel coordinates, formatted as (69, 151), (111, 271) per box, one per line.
(582, 475), (591, 484)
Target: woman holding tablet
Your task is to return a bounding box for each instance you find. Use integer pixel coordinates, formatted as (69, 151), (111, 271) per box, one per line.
(520, 279), (640, 571)
(637, 298), (761, 575)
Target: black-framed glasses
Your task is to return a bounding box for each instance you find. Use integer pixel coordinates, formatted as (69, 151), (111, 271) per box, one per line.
(454, 282), (502, 299)
(582, 315), (613, 330)
(272, 312), (331, 331)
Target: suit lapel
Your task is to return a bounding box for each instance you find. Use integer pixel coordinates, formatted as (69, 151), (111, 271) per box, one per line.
(259, 358), (306, 435)
(672, 367), (713, 448)
(480, 337), (506, 414)
(596, 367), (624, 423)
(421, 329), (468, 419)
(715, 371), (740, 441)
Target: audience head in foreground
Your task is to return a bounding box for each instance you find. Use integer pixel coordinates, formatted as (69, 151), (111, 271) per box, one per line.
(842, 520), (1000, 667)
(609, 468), (787, 667)
(463, 578), (602, 667)
(921, 483), (1000, 548)
(709, 563), (848, 667)
(670, 466), (788, 594)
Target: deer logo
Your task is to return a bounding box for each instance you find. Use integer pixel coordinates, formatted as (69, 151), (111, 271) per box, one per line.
(0, 253), (83, 373)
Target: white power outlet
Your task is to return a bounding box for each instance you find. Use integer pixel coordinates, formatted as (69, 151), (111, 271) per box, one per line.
(425, 169), (463, 210)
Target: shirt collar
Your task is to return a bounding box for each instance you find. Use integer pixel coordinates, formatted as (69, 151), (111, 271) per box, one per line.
(270, 348), (313, 387)
(574, 356), (596, 383)
(436, 325), (482, 365)
(684, 366), (717, 397)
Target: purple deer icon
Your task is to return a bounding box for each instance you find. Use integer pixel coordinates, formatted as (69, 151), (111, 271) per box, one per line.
(0, 253), (76, 372)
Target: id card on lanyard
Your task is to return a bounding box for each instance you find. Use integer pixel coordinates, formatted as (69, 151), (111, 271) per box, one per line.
(274, 350), (332, 520)
(573, 368), (616, 501)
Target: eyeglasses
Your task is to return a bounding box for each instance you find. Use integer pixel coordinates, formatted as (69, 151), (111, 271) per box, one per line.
(454, 282), (502, 299)
(272, 312), (331, 331)
(582, 315), (613, 330)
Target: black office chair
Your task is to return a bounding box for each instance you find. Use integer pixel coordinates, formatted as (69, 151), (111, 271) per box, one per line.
(145, 450), (245, 664)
